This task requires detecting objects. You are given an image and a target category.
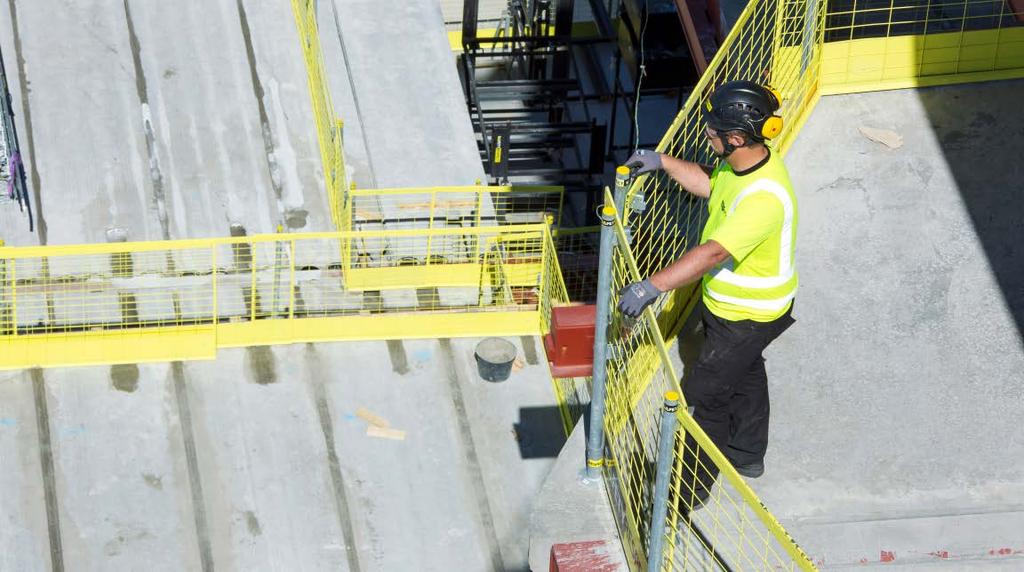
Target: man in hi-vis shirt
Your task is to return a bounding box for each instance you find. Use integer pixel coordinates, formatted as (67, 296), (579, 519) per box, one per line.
(620, 81), (798, 509)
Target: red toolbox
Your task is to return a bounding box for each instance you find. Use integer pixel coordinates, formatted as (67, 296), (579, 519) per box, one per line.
(543, 304), (596, 377)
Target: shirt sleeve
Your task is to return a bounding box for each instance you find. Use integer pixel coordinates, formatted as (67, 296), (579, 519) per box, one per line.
(705, 192), (783, 262)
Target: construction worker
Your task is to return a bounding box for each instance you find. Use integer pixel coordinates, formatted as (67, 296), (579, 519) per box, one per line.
(618, 81), (797, 507)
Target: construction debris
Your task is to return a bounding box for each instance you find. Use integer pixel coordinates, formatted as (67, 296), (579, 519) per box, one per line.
(367, 425), (407, 441)
(858, 126), (904, 149)
(356, 407), (390, 428)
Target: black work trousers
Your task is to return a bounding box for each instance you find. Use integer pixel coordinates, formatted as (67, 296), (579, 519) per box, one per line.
(681, 302), (794, 501)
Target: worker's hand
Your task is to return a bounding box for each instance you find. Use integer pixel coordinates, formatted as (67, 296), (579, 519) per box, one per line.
(618, 278), (662, 318)
(625, 149), (662, 174)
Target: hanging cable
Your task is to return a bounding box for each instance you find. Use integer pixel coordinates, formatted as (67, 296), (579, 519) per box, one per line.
(632, 0), (649, 152)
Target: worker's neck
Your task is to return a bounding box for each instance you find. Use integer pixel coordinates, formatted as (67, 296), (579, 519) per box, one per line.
(726, 145), (769, 173)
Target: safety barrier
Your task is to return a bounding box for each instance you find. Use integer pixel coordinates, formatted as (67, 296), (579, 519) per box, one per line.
(290, 0), (349, 228)
(552, 225), (600, 303)
(0, 224), (557, 370)
(347, 184), (564, 230)
(586, 187), (815, 570)
(821, 0), (1024, 93)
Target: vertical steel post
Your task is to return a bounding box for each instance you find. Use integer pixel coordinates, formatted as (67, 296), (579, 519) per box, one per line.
(585, 166), (632, 478)
(648, 391), (681, 572)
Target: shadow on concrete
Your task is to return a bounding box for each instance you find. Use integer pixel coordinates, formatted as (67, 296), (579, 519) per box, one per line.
(916, 79), (1024, 344)
(514, 406), (569, 459)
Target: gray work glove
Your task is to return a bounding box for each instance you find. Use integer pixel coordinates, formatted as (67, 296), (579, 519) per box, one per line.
(625, 149), (662, 174)
(618, 278), (662, 318)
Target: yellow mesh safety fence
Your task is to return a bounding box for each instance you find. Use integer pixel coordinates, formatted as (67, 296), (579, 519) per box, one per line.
(348, 185), (565, 231)
(600, 191), (816, 571)
(0, 225), (553, 369)
(290, 0), (349, 229)
(553, 225), (600, 303)
(821, 0), (1024, 92)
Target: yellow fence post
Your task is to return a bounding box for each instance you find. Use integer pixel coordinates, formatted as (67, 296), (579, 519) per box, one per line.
(250, 240), (258, 321)
(426, 190), (438, 263)
(289, 239), (296, 320)
(9, 257), (15, 336)
(211, 245), (218, 325)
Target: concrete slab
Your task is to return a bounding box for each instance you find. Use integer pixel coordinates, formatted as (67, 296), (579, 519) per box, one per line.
(181, 348), (352, 571)
(0, 1), (37, 247)
(123, 0), (277, 238)
(307, 337), (563, 571)
(0, 370), (50, 571)
(238, 0), (332, 233)
(740, 80), (1024, 568)
(0, 0), (332, 247)
(324, 0), (486, 189)
(0, 0), (163, 246)
(41, 364), (201, 570)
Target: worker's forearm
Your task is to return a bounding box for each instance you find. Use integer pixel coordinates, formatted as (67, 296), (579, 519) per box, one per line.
(660, 154), (712, 199)
(648, 241), (729, 292)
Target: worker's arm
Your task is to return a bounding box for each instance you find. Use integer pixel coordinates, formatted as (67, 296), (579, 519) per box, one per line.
(625, 150), (712, 199)
(617, 241), (730, 317)
(649, 240), (729, 291)
(660, 154), (713, 199)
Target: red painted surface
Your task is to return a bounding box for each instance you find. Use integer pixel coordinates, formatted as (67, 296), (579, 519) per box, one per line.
(989, 547), (1014, 556)
(550, 540), (625, 572)
(880, 550), (896, 563)
(544, 305), (596, 377)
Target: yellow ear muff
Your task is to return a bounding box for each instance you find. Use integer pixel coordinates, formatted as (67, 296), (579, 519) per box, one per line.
(762, 116), (783, 139)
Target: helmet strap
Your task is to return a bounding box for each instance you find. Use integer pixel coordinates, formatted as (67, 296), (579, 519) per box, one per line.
(714, 131), (747, 158)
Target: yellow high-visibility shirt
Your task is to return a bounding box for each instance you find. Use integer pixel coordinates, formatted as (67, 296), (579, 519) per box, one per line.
(700, 150), (799, 322)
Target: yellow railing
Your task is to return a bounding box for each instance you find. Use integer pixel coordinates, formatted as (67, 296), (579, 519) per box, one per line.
(347, 184), (565, 230)
(821, 0), (1024, 93)
(0, 225), (555, 370)
(598, 189), (814, 570)
(291, 0), (349, 229)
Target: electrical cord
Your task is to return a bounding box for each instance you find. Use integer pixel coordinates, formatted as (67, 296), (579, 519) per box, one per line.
(633, 0), (649, 152)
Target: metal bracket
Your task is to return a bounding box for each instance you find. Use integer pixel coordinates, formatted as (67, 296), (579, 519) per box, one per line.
(630, 192), (647, 213)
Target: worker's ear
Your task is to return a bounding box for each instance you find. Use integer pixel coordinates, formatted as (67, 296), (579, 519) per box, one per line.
(727, 132), (749, 148)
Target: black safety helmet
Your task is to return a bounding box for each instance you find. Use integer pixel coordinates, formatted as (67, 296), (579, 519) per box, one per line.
(703, 81), (782, 148)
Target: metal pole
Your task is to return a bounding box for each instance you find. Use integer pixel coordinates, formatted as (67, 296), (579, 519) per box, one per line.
(647, 391), (681, 572)
(585, 166), (632, 478)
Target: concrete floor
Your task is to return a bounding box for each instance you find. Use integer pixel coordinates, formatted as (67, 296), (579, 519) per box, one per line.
(744, 79), (1024, 568)
(0, 1), (564, 570)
